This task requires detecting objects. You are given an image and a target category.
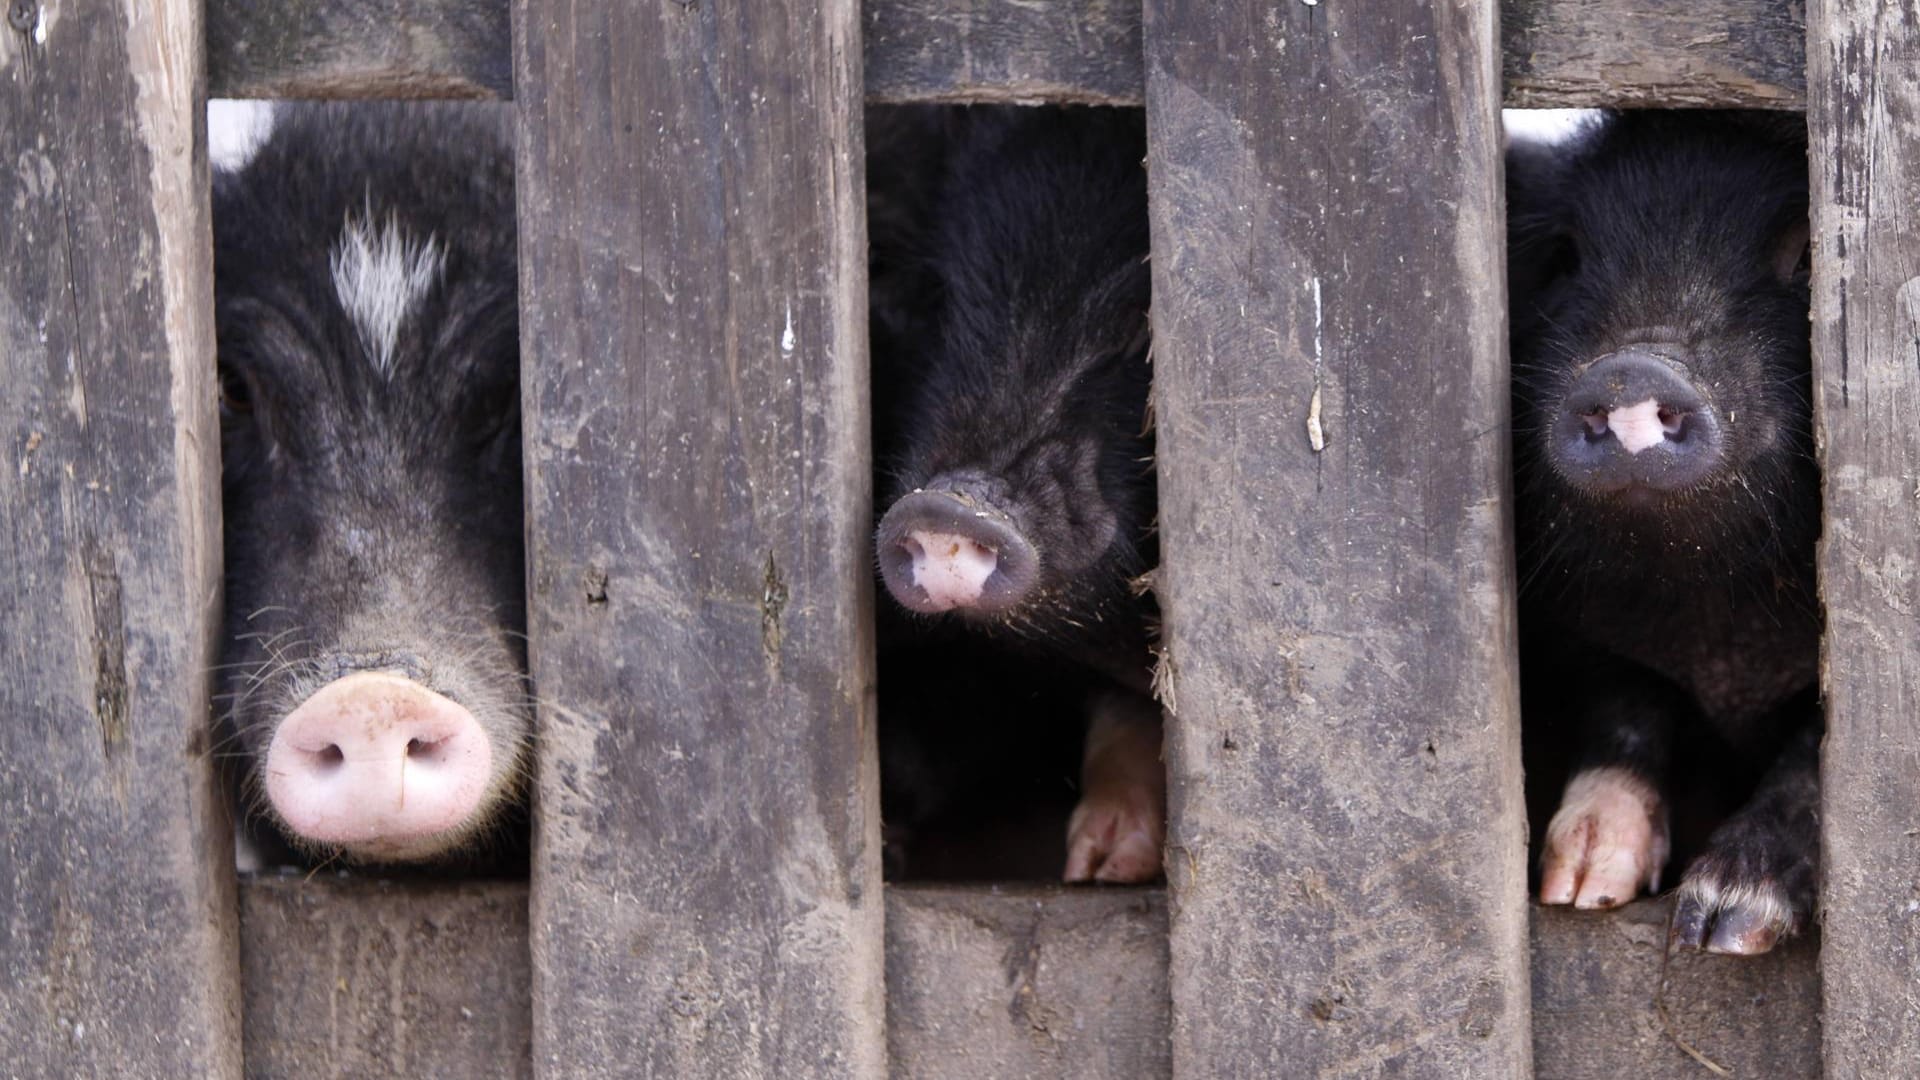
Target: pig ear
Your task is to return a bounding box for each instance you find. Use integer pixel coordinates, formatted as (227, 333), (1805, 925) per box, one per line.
(1771, 219), (1812, 284)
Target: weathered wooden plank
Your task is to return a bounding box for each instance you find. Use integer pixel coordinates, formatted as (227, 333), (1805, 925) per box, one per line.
(240, 882), (1171, 1080)
(1142, 0), (1531, 1074)
(885, 885), (1171, 1080)
(1531, 902), (1821, 1079)
(239, 877), (532, 1078)
(206, 0), (1806, 108)
(0, 1), (241, 1075)
(1503, 0), (1804, 109)
(1807, 1), (1920, 1072)
(206, 0), (508, 100)
(511, 0), (884, 1076)
(232, 883), (1823, 1079)
(862, 0), (1142, 105)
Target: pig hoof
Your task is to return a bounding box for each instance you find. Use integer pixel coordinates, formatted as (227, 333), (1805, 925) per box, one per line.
(1064, 791), (1163, 884)
(1539, 767), (1669, 910)
(1670, 859), (1802, 956)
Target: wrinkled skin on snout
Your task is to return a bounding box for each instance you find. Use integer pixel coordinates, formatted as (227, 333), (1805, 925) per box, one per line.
(869, 106), (1165, 884)
(213, 102), (530, 866)
(1509, 111), (1822, 955)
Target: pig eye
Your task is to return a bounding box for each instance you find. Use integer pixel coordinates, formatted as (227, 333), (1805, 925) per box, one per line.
(218, 364), (255, 417)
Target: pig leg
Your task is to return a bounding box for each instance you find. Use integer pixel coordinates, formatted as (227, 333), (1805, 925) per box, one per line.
(1539, 653), (1681, 909)
(1064, 687), (1165, 884)
(1671, 718), (1819, 955)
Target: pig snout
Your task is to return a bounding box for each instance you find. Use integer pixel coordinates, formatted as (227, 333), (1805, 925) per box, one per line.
(877, 488), (1039, 616)
(264, 670), (493, 857)
(900, 530), (998, 610)
(1549, 347), (1724, 496)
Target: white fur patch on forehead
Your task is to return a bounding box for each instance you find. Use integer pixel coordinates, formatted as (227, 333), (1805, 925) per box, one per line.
(330, 213), (446, 378)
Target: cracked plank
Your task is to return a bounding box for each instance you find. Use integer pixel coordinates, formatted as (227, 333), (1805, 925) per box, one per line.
(1808, 0), (1920, 1070)
(1141, 0), (1532, 1072)
(511, 0), (884, 1074)
(0, 0), (241, 1073)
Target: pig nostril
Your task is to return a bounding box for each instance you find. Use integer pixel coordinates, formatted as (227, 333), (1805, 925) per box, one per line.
(1580, 410), (1609, 439)
(265, 672), (498, 856)
(1658, 406), (1687, 439)
(405, 736), (448, 763)
(877, 489), (1039, 615)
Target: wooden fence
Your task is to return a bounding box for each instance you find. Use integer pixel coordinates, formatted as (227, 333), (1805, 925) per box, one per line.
(3, 0), (1913, 1076)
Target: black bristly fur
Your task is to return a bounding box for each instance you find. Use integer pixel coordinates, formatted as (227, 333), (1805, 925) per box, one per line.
(868, 107), (1160, 880)
(1509, 110), (1823, 949)
(213, 102), (528, 868)
(875, 106), (1157, 686)
(1510, 111), (1818, 616)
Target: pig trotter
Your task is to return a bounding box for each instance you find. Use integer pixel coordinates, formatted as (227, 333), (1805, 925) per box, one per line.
(1064, 688), (1165, 884)
(1671, 724), (1819, 955)
(1540, 766), (1670, 910)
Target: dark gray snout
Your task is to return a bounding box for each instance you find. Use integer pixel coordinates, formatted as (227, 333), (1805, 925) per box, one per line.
(877, 486), (1039, 616)
(1548, 347), (1723, 496)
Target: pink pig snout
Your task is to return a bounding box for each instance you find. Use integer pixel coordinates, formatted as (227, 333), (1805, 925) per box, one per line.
(264, 671), (492, 857)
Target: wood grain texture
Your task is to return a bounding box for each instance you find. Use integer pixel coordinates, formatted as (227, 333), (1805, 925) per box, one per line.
(231, 884), (1823, 1078)
(1503, 0), (1804, 109)
(511, 0), (885, 1075)
(1531, 902), (1820, 1079)
(0, 1), (241, 1075)
(207, 0), (508, 100)
(1807, 0), (1920, 1072)
(886, 885), (1171, 1080)
(1142, 0), (1532, 1074)
(240, 877), (532, 1078)
(208, 0), (1803, 108)
(863, 0), (1142, 105)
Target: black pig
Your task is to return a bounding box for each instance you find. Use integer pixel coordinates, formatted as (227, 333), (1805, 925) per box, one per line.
(1508, 111), (1820, 953)
(870, 106), (1163, 883)
(213, 102), (528, 866)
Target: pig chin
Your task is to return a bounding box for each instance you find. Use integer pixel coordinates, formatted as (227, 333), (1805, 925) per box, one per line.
(1597, 484), (1671, 511)
(330, 825), (490, 865)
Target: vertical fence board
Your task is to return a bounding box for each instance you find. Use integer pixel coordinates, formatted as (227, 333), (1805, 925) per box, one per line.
(1808, 0), (1920, 1072)
(0, 0), (240, 1075)
(1142, 0), (1531, 1074)
(512, 0), (885, 1076)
